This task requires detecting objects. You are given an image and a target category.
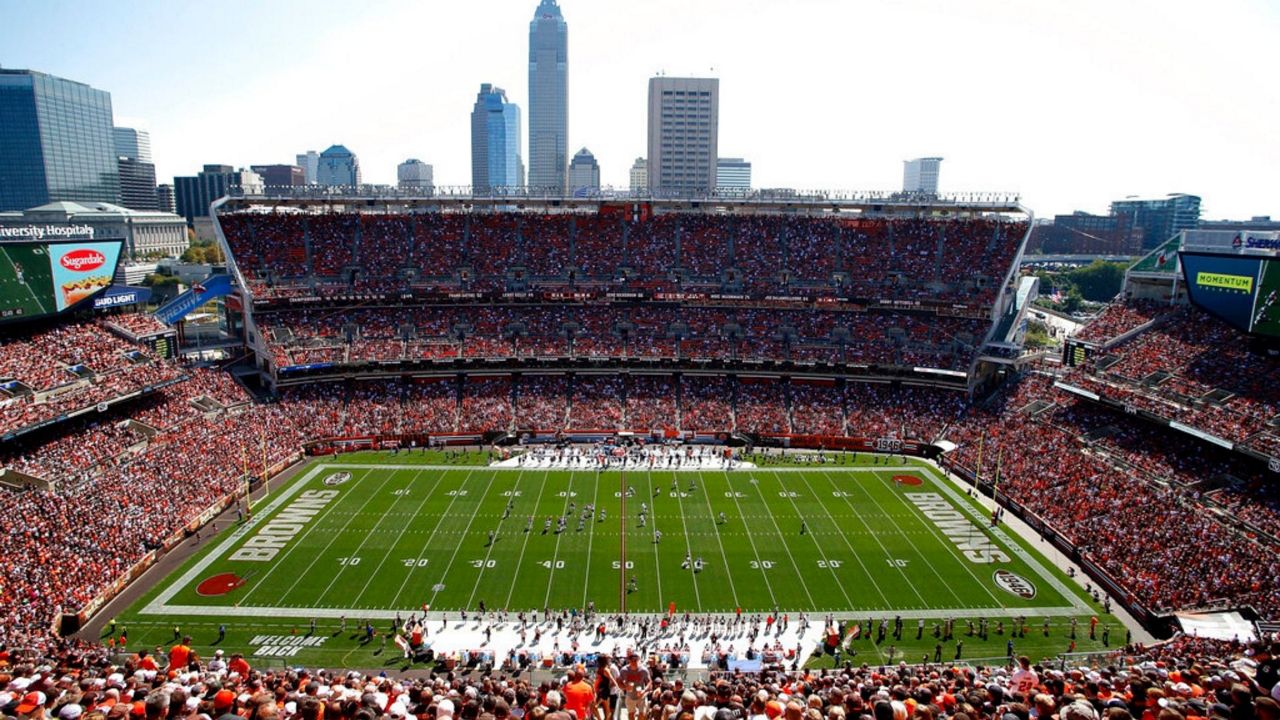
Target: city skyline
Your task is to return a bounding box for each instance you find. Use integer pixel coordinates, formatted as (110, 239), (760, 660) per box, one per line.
(1, 0), (1277, 218)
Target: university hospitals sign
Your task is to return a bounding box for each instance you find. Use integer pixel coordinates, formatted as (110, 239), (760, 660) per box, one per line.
(0, 224), (96, 241)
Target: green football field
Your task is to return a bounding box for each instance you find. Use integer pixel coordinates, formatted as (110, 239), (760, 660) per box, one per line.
(0, 244), (56, 320)
(116, 451), (1118, 668)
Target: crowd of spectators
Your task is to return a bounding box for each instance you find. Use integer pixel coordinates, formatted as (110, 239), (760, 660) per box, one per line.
(221, 211), (1025, 308)
(255, 305), (989, 372)
(1069, 310), (1280, 452)
(1071, 301), (1176, 345)
(943, 374), (1280, 618)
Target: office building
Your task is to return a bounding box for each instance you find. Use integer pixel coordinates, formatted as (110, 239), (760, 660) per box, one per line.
(174, 164), (261, 225)
(155, 184), (175, 213)
(568, 148), (600, 196)
(112, 126), (159, 210)
(647, 77), (719, 194)
(903, 157), (942, 194)
(251, 164), (306, 190)
(316, 145), (361, 186)
(1110, 194), (1202, 249)
(0, 69), (119, 211)
(1030, 212), (1143, 255)
(629, 158), (648, 193)
(0, 201), (189, 259)
(296, 151), (320, 184)
(716, 157), (751, 193)
(528, 0), (569, 194)
(117, 158), (160, 211)
(471, 84), (524, 193)
(113, 127), (152, 163)
(397, 159), (434, 193)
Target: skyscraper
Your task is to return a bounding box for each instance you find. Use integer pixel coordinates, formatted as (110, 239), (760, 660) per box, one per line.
(647, 77), (719, 195)
(296, 151), (320, 184)
(568, 148), (599, 196)
(528, 0), (568, 195)
(471, 84), (524, 193)
(903, 157), (942, 194)
(250, 165), (306, 189)
(629, 158), (648, 193)
(316, 145), (361, 186)
(114, 127), (159, 210)
(398, 159), (434, 193)
(174, 164), (235, 226)
(0, 69), (119, 211)
(716, 158), (751, 193)
(113, 127), (152, 163)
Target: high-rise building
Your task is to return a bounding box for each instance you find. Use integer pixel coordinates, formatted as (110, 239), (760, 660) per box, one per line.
(471, 84), (524, 193)
(113, 127), (152, 163)
(316, 145), (361, 187)
(1110, 194), (1202, 249)
(296, 151), (320, 184)
(251, 164), (306, 190)
(568, 148), (600, 196)
(113, 126), (159, 211)
(0, 69), (119, 211)
(629, 158), (648, 193)
(716, 157), (751, 193)
(647, 77), (719, 195)
(117, 158), (160, 211)
(397, 159), (434, 193)
(903, 157), (942, 194)
(155, 184), (175, 213)
(174, 164), (253, 225)
(528, 0), (568, 195)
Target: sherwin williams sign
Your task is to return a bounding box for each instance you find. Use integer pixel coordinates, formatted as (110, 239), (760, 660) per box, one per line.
(48, 241), (122, 311)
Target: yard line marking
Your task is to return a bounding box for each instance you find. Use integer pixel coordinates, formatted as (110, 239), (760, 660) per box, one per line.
(331, 467), (435, 607)
(871, 468), (1006, 608)
(428, 468), (501, 608)
(768, 470), (855, 609)
(581, 470), (601, 609)
(238, 468), (383, 605)
(720, 471), (778, 608)
(387, 468), (479, 609)
(668, 471), (703, 611)
(466, 470), (525, 611)
(843, 469), (969, 608)
(792, 472), (890, 607)
(641, 469), (665, 613)
(744, 472), (817, 608)
(503, 470), (551, 610)
(818, 469), (930, 607)
(697, 472), (740, 608)
(543, 472), (577, 608)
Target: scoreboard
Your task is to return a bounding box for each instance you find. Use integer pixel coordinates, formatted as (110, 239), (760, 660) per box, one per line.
(0, 239), (124, 324)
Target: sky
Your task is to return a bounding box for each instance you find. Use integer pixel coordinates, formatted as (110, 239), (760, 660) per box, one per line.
(1, 0), (1277, 220)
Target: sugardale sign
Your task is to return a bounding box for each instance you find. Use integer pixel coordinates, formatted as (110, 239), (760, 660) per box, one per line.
(0, 224), (96, 241)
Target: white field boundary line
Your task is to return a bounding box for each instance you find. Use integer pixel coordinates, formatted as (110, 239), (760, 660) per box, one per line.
(323, 463), (924, 473)
(142, 460), (1089, 619)
(918, 464), (1091, 613)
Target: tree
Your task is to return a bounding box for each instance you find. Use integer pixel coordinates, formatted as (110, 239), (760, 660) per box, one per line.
(1066, 260), (1127, 302)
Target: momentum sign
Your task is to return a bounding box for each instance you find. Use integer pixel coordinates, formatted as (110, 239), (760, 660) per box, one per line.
(1195, 272), (1253, 293)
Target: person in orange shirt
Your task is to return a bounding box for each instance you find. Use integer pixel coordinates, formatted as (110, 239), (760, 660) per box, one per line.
(228, 653), (251, 677)
(135, 649), (158, 672)
(562, 667), (595, 720)
(167, 637), (192, 673)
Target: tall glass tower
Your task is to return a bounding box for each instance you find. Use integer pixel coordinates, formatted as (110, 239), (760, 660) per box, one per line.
(471, 84), (524, 194)
(0, 69), (119, 211)
(528, 0), (568, 195)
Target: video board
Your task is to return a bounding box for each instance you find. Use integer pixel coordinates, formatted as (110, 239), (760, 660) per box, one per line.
(0, 240), (124, 323)
(1180, 251), (1280, 338)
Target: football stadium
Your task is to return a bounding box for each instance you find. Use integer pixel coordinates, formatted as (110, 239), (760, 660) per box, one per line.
(2, 2), (1279, 719)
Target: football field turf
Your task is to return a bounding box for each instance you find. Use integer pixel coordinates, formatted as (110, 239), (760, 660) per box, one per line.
(114, 451), (1117, 668)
